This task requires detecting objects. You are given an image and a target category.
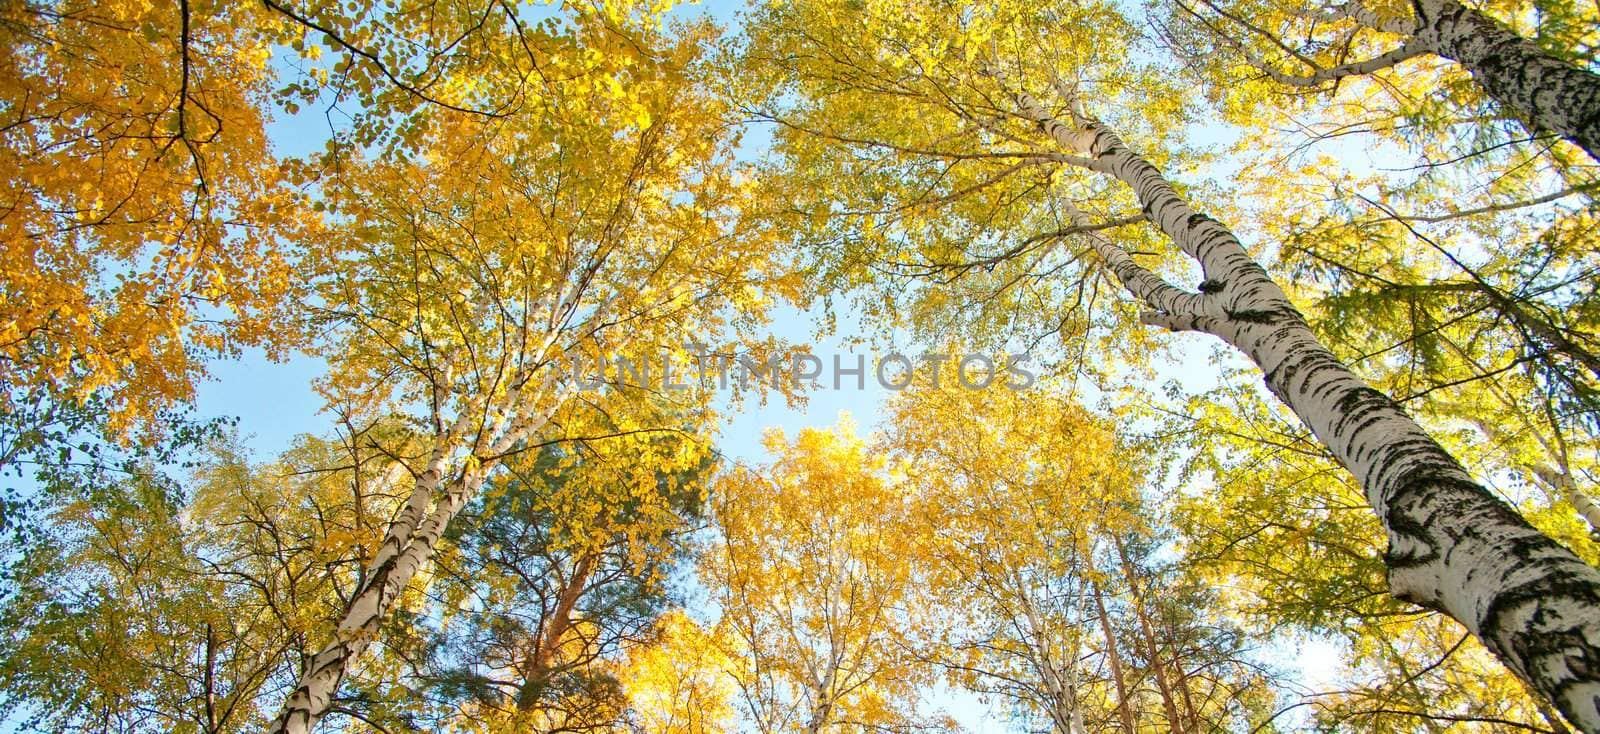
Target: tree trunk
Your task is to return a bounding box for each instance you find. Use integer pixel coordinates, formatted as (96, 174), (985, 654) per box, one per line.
(265, 377), (563, 734)
(1092, 578), (1139, 734)
(1009, 88), (1600, 731)
(1115, 537), (1187, 734)
(516, 550), (600, 711)
(1408, 0), (1600, 161)
(1007, 566), (1083, 734)
(266, 467), (486, 734)
(1533, 463), (1600, 537)
(805, 663), (839, 734)
(203, 623), (219, 734)
(1173, 649), (1200, 734)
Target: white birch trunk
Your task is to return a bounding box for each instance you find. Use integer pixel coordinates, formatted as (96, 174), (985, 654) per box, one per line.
(265, 394), (560, 734)
(1408, 0), (1600, 160)
(1533, 464), (1600, 538)
(265, 467), (486, 734)
(1566, 489), (1600, 538)
(1335, 0), (1600, 160)
(1011, 89), (1600, 731)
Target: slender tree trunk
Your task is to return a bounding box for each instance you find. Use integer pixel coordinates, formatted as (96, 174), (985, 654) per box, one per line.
(1115, 537), (1187, 734)
(1173, 651), (1200, 734)
(1067, 694), (1089, 734)
(1092, 578), (1138, 734)
(265, 375), (563, 734)
(804, 703), (831, 734)
(1564, 487), (1600, 537)
(1007, 566), (1083, 734)
(1533, 463), (1600, 537)
(1008, 87), (1600, 730)
(267, 467), (486, 734)
(516, 550), (599, 711)
(1483, 288), (1600, 381)
(1062, 610), (1091, 734)
(203, 623), (219, 734)
(1405, 0), (1600, 161)
(805, 662), (839, 734)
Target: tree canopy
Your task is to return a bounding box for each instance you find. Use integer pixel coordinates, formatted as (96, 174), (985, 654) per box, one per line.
(2, 0), (1599, 732)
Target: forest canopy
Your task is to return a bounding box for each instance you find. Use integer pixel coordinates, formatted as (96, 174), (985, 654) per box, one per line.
(1, 0), (1598, 732)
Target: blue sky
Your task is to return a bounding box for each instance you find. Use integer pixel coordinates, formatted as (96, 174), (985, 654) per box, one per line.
(192, 314), (891, 467)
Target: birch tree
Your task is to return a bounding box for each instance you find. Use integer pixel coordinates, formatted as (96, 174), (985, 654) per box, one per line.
(1171, 372), (1594, 731)
(366, 415), (715, 731)
(264, 12), (795, 731)
(982, 78), (1600, 729)
(734, 0), (1600, 727)
(1162, 0), (1600, 161)
(0, 423), (413, 733)
(1157, 0), (1600, 531)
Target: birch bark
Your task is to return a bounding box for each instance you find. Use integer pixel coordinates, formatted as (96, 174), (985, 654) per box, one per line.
(1009, 86), (1600, 731)
(266, 390), (563, 734)
(1305, 0), (1600, 159)
(1407, 0), (1600, 160)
